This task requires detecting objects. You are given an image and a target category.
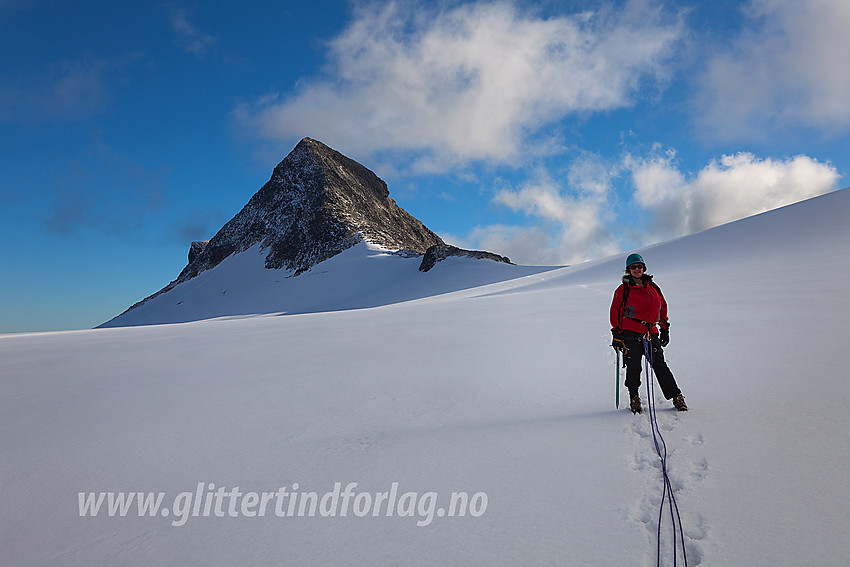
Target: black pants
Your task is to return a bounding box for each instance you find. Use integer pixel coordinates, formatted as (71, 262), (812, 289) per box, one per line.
(622, 330), (681, 400)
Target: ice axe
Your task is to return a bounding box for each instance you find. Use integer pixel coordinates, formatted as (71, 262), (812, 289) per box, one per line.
(616, 349), (620, 408)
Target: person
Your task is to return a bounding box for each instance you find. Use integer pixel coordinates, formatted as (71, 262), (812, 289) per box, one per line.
(610, 253), (687, 413)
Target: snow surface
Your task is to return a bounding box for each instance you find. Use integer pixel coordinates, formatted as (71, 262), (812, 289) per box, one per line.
(99, 242), (558, 327)
(1, 188), (849, 566)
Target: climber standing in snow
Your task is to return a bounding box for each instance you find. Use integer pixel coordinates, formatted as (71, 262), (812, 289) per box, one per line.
(610, 253), (688, 414)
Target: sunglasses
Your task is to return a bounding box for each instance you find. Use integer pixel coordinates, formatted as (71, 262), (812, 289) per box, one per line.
(628, 264), (645, 270)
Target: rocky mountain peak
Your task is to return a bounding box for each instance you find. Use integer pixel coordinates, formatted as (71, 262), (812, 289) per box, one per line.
(178, 137), (445, 282)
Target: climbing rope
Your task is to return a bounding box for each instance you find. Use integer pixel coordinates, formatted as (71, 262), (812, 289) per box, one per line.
(643, 336), (688, 567)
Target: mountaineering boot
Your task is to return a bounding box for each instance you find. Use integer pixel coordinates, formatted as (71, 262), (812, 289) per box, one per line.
(630, 396), (642, 414)
(672, 394), (688, 411)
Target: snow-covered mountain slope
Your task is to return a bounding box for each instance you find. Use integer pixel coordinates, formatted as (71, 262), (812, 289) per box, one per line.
(99, 242), (556, 327)
(1, 188), (848, 566)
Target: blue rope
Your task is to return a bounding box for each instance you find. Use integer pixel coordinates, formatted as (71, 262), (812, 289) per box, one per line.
(643, 336), (688, 567)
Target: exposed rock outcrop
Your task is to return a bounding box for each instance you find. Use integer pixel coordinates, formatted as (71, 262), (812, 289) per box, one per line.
(188, 240), (209, 264)
(419, 244), (512, 272)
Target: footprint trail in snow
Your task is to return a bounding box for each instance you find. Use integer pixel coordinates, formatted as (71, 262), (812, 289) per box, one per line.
(626, 400), (710, 566)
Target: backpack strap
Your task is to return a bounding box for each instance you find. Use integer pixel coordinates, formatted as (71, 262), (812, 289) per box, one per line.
(617, 281), (630, 329)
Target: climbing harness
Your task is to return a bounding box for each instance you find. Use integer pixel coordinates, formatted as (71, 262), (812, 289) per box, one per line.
(643, 334), (688, 567)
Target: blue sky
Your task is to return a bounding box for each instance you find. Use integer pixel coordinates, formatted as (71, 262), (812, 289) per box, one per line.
(2, 0), (848, 333)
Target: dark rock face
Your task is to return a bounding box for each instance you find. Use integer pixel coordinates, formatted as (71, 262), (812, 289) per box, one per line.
(188, 240), (209, 264)
(177, 138), (445, 281)
(419, 244), (512, 272)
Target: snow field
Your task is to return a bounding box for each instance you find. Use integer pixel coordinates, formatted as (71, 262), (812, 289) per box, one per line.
(1, 188), (849, 565)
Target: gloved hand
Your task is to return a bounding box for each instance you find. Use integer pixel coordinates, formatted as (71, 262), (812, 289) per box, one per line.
(611, 328), (626, 352)
(659, 326), (670, 347)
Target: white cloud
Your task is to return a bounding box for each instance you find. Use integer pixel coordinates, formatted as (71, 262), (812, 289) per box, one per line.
(627, 150), (840, 238)
(461, 224), (555, 265)
(0, 60), (110, 123)
(482, 157), (621, 264)
(695, 0), (850, 138)
(471, 148), (839, 265)
(236, 0), (683, 171)
(170, 9), (216, 58)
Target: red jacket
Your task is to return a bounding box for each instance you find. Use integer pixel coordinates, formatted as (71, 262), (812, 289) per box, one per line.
(610, 275), (669, 335)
